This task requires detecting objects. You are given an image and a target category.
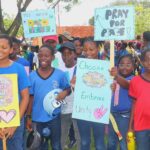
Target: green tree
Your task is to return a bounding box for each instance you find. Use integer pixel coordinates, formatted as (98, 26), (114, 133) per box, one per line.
(0, 0), (32, 36)
(135, 4), (150, 35)
(0, 0), (80, 36)
(89, 16), (94, 26)
(3, 13), (24, 37)
(48, 0), (80, 11)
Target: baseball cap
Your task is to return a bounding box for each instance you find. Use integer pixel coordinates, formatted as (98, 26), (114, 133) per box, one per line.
(60, 31), (73, 41)
(59, 41), (76, 52)
(26, 130), (41, 150)
(43, 35), (58, 43)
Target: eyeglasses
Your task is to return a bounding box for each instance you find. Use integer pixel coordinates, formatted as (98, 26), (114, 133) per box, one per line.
(118, 64), (133, 68)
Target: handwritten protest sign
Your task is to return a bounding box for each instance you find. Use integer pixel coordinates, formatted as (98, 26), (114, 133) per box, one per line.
(94, 6), (135, 40)
(72, 58), (112, 124)
(0, 74), (20, 128)
(21, 9), (56, 38)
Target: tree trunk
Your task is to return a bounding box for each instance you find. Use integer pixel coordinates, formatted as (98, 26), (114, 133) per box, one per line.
(0, 0), (6, 33)
(11, 13), (22, 36)
(6, 0), (32, 36)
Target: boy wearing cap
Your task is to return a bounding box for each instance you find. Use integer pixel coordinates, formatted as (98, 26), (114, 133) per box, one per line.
(59, 42), (80, 150)
(60, 31), (73, 43)
(43, 35), (65, 70)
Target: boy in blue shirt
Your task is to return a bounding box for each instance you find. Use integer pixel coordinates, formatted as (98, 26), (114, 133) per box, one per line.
(26, 45), (70, 150)
(9, 37), (30, 74)
(0, 35), (30, 150)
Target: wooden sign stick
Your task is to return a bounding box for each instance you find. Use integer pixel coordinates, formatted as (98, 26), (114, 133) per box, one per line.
(110, 40), (115, 69)
(109, 40), (123, 140)
(2, 129), (7, 150)
(2, 137), (7, 150)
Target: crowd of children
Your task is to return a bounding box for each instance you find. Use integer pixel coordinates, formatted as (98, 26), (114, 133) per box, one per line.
(0, 31), (150, 150)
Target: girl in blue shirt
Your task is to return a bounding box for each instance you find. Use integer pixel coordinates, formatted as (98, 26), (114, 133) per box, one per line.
(73, 39), (106, 150)
(108, 54), (135, 150)
(0, 34), (30, 150)
(26, 45), (70, 150)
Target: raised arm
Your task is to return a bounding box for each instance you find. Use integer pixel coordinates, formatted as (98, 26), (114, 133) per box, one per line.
(110, 67), (130, 89)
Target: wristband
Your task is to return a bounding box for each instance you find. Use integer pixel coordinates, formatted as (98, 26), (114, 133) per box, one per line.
(26, 115), (31, 119)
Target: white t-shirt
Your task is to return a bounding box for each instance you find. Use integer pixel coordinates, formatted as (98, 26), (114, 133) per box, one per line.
(33, 52), (39, 68)
(61, 65), (76, 114)
(52, 51), (66, 70)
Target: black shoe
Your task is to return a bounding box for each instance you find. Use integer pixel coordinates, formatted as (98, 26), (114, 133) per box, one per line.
(68, 140), (76, 149)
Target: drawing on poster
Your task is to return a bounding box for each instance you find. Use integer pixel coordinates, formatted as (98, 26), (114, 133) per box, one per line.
(0, 76), (13, 107)
(82, 72), (107, 88)
(0, 110), (16, 123)
(0, 74), (20, 128)
(21, 9), (56, 38)
(93, 105), (108, 120)
(27, 19), (50, 33)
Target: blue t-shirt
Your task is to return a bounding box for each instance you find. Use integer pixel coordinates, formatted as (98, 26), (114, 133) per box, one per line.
(29, 68), (70, 122)
(0, 62), (30, 100)
(27, 51), (34, 70)
(16, 57), (30, 67)
(111, 75), (133, 112)
(16, 57), (31, 73)
(141, 67), (145, 73)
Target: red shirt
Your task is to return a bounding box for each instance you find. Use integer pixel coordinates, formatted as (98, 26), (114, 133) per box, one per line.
(129, 75), (150, 131)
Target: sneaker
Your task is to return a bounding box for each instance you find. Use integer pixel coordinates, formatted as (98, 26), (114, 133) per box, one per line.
(68, 140), (76, 149)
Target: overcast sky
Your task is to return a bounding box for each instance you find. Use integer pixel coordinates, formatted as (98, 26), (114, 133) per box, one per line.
(2, 0), (115, 26)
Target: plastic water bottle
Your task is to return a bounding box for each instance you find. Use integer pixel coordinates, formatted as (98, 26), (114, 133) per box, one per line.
(127, 132), (135, 150)
(42, 127), (51, 138)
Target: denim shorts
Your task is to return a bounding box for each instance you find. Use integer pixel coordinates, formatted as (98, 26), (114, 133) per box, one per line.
(135, 130), (150, 150)
(33, 115), (61, 150)
(107, 112), (130, 150)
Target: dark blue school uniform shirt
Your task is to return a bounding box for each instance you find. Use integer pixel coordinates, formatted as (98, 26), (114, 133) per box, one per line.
(16, 57), (31, 72)
(111, 75), (134, 112)
(29, 68), (70, 122)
